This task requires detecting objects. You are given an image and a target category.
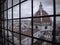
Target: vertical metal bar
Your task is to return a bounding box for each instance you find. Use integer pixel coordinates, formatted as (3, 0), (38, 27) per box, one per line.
(3, 2), (5, 45)
(19, 0), (21, 45)
(0, 1), (3, 45)
(31, 0), (33, 45)
(6, 0), (9, 45)
(12, 0), (14, 45)
(52, 0), (56, 45)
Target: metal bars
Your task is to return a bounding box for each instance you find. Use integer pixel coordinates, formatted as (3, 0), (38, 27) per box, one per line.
(6, 0), (9, 45)
(52, 0), (56, 45)
(11, 0), (14, 45)
(19, 0), (21, 45)
(0, 0), (60, 45)
(2, 2), (5, 45)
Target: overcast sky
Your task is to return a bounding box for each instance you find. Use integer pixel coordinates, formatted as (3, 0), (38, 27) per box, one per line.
(8, 0), (60, 21)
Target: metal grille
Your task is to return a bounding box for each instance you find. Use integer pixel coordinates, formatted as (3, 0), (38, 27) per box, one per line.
(0, 0), (60, 45)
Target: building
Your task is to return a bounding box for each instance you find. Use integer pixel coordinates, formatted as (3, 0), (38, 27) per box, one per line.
(33, 2), (53, 38)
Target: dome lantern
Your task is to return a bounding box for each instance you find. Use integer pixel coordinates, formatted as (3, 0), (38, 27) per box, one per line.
(39, 2), (43, 9)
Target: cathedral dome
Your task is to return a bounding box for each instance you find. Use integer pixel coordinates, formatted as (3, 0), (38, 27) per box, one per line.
(34, 9), (48, 16)
(33, 2), (50, 23)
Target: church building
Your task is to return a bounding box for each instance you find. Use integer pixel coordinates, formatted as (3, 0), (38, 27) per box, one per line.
(33, 2), (53, 38)
(33, 2), (52, 31)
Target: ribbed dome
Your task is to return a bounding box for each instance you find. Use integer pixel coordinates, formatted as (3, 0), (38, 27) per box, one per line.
(33, 9), (50, 23)
(33, 2), (51, 23)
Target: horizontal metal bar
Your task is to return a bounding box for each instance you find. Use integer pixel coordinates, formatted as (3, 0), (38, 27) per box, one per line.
(0, 15), (60, 21)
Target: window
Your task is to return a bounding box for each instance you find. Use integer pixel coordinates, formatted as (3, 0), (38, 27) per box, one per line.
(45, 26), (47, 29)
(0, 0), (60, 45)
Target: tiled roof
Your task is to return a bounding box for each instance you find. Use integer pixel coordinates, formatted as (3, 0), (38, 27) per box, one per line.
(33, 9), (51, 23)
